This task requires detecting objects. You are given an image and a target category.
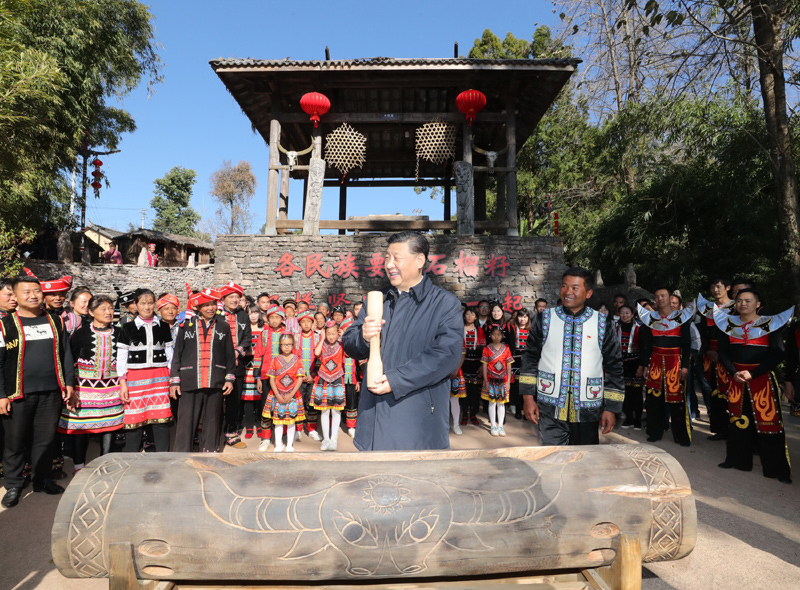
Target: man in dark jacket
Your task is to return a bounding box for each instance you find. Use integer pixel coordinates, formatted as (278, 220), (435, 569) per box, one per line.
(343, 231), (463, 451)
(0, 277), (75, 507)
(169, 288), (235, 452)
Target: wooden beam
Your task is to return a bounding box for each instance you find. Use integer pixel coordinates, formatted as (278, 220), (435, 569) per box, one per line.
(322, 180), (446, 187)
(276, 112), (507, 124)
(276, 219), (509, 231)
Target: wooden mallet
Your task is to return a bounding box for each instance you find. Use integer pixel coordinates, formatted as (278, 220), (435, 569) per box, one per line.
(366, 291), (384, 389)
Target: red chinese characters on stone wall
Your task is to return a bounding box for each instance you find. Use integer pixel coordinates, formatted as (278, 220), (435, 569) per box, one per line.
(272, 251), (515, 280)
(328, 292), (351, 307)
(501, 291), (523, 312)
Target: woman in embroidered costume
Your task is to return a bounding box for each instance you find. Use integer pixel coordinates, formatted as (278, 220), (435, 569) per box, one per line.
(254, 304), (285, 450)
(716, 288), (793, 483)
(117, 289), (173, 452)
(485, 302), (514, 347)
(57, 296), (123, 472)
(158, 293), (181, 418)
(617, 305), (643, 430)
(241, 304), (264, 440)
(460, 306), (486, 428)
(263, 333), (305, 453)
(481, 325), (513, 437)
(509, 308), (531, 420)
(313, 321), (346, 451)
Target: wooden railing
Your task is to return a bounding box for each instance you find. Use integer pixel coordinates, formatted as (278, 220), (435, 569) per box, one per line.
(274, 220), (511, 231)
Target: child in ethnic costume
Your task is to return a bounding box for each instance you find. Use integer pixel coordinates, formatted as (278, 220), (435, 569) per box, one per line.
(170, 289), (236, 453)
(58, 296), (123, 472)
(341, 317), (361, 438)
(716, 289), (793, 483)
(313, 321), (346, 451)
(509, 308), (531, 420)
(254, 304), (286, 451)
(263, 333), (305, 452)
(219, 281), (251, 448)
(241, 304), (264, 439)
(295, 310), (322, 442)
(481, 325), (513, 437)
(449, 327), (466, 436)
(117, 289), (173, 452)
(460, 306), (486, 427)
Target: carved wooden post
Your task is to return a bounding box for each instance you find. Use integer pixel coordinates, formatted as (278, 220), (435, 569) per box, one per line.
(496, 172), (506, 228)
(506, 98), (519, 236)
(455, 161), (474, 235)
(279, 166), (290, 222)
(303, 157), (325, 235)
(265, 119), (281, 236)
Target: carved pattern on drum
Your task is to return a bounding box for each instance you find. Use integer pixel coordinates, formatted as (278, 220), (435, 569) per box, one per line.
(197, 459), (563, 577)
(68, 457), (138, 577)
(617, 445), (683, 562)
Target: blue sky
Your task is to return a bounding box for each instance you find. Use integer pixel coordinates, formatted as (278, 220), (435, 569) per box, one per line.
(89, 0), (559, 236)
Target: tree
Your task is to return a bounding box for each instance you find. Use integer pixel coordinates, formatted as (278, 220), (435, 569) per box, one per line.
(209, 161), (257, 235)
(618, 0), (800, 304)
(151, 167), (202, 237)
(0, 0), (161, 273)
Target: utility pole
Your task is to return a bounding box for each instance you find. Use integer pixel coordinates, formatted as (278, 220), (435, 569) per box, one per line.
(140, 209), (147, 229)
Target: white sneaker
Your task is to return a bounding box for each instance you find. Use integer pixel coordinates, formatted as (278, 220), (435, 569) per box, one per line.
(347, 427), (356, 438)
(509, 405), (516, 414)
(320, 439), (331, 451)
(498, 426), (506, 437)
(273, 443), (285, 453)
(285, 447), (295, 453)
(309, 430), (322, 441)
(452, 423), (463, 435)
(258, 440), (271, 452)
(329, 439), (338, 451)
(295, 430), (302, 442)
(490, 425), (499, 437)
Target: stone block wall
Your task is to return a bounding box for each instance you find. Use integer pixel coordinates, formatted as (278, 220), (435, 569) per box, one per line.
(25, 261), (214, 307)
(214, 234), (566, 310)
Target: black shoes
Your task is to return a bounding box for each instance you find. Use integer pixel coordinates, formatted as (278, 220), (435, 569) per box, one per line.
(707, 433), (727, 441)
(1, 487), (22, 508)
(33, 479), (64, 495)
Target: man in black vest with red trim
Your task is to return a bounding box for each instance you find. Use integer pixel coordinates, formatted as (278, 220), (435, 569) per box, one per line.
(0, 276), (75, 508)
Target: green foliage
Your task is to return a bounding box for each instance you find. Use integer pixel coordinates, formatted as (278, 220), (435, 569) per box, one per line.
(0, 0), (160, 274)
(151, 167), (202, 238)
(468, 29), (534, 59)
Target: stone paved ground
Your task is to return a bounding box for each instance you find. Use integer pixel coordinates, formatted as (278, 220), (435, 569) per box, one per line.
(2, 404), (797, 590)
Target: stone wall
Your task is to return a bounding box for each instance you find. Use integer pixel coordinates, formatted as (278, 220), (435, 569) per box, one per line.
(25, 261), (214, 307)
(214, 234), (566, 310)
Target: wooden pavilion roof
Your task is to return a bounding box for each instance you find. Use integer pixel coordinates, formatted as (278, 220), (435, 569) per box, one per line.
(210, 57), (580, 181)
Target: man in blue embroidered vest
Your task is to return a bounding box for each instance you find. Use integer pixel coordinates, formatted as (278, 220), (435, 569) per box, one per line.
(520, 267), (624, 446)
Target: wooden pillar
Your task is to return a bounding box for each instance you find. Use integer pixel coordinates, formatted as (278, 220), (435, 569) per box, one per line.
(474, 173), (487, 231)
(506, 100), (519, 236)
(444, 161), (452, 234)
(265, 119), (281, 236)
(279, 167), (290, 221)
(302, 176), (308, 219)
(303, 128), (324, 236)
(338, 182), (347, 235)
(454, 161), (474, 235)
(496, 173), (506, 233)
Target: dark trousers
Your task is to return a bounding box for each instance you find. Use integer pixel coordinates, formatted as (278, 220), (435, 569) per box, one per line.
(299, 381), (318, 432)
(3, 390), (62, 489)
(461, 379), (482, 418)
(538, 412), (600, 446)
(71, 432), (113, 465)
(725, 386), (791, 480)
(223, 378), (243, 434)
(123, 423), (170, 452)
(622, 385), (643, 427)
(645, 389), (691, 445)
(174, 389), (223, 452)
(344, 383), (359, 429)
(259, 379), (273, 440)
(242, 395), (267, 430)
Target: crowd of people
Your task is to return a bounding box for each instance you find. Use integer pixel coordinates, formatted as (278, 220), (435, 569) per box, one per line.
(0, 260), (795, 508)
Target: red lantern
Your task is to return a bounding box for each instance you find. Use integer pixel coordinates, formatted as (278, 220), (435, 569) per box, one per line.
(554, 212), (559, 236)
(91, 170), (103, 178)
(91, 181), (102, 190)
(92, 159), (103, 167)
(299, 92), (331, 128)
(456, 89), (487, 126)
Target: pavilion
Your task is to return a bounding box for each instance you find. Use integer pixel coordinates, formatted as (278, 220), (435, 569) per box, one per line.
(210, 55), (579, 235)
